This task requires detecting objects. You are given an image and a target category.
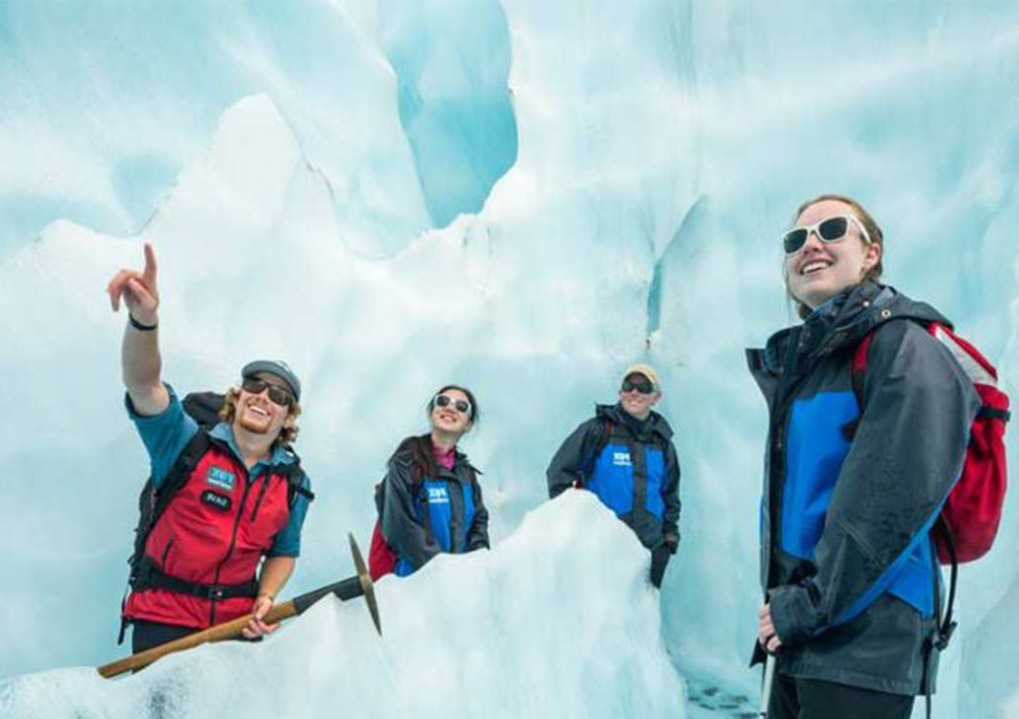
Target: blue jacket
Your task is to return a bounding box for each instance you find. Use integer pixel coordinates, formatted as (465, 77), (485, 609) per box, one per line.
(547, 403), (681, 550)
(381, 445), (489, 576)
(747, 282), (980, 695)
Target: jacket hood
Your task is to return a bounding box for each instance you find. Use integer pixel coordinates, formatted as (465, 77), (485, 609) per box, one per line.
(596, 402), (674, 441)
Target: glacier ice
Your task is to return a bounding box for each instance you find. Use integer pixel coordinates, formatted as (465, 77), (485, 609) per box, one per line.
(0, 494), (686, 719)
(2, 2), (1019, 718)
(379, 0), (518, 227)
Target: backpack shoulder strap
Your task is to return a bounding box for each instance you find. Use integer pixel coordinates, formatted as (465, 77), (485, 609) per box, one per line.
(181, 392), (226, 427)
(151, 428), (212, 519)
(850, 333), (873, 409)
(584, 417), (616, 471)
(128, 429), (211, 588)
(850, 315), (923, 409)
(280, 458), (314, 507)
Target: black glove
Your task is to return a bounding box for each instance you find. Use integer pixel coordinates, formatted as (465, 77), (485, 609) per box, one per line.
(664, 531), (680, 555)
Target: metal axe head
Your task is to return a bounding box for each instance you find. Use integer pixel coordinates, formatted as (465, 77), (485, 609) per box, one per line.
(348, 532), (382, 636)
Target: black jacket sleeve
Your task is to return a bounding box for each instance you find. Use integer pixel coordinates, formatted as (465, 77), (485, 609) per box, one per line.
(662, 441), (681, 540)
(466, 478), (490, 551)
(546, 418), (601, 498)
(381, 454), (440, 571)
(770, 321), (981, 645)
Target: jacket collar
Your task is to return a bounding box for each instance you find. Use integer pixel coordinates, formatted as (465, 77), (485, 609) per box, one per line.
(435, 449), (481, 481)
(596, 403), (674, 441)
(757, 281), (891, 371)
(748, 281), (953, 379)
(209, 422), (297, 470)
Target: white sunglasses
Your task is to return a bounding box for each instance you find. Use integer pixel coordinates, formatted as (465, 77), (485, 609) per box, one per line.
(434, 394), (472, 417)
(782, 215), (872, 255)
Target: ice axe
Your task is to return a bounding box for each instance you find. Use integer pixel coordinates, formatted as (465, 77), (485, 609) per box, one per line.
(98, 533), (380, 678)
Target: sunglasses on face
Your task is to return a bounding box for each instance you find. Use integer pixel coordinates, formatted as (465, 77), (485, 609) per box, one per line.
(434, 394), (472, 417)
(241, 377), (294, 407)
(620, 378), (655, 395)
(782, 215), (872, 255)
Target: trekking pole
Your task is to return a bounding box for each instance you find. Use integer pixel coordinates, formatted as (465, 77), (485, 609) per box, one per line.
(759, 653), (775, 718)
(98, 533), (380, 678)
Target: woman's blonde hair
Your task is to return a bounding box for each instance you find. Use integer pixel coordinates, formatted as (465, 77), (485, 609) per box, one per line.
(219, 387), (301, 446)
(786, 193), (885, 319)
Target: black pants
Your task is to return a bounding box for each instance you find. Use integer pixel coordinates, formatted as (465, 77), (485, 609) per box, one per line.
(650, 545), (671, 588)
(132, 619), (199, 655)
(768, 674), (914, 719)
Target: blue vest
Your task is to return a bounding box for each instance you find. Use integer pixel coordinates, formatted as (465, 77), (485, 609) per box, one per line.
(395, 477), (477, 577)
(587, 440), (666, 521)
(780, 390), (938, 621)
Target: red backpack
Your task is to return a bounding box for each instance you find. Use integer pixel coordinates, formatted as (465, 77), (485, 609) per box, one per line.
(368, 481), (398, 581)
(368, 519), (397, 581)
(367, 479), (435, 580)
(852, 321), (1010, 564)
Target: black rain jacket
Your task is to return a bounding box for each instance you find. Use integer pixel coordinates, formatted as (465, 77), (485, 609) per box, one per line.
(746, 281), (980, 694)
(547, 403), (681, 550)
(380, 445), (489, 574)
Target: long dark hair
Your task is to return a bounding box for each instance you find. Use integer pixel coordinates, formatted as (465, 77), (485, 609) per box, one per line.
(390, 434), (438, 484)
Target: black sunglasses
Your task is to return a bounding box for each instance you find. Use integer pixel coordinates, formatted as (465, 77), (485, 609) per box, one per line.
(434, 394), (472, 417)
(782, 215), (872, 254)
(241, 377), (294, 407)
(621, 378), (655, 395)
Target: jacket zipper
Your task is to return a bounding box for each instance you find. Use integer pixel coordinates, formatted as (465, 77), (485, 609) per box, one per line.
(250, 472), (273, 521)
(448, 478), (460, 554)
(766, 372), (808, 591)
(765, 329), (848, 591)
(160, 539), (175, 569)
(209, 470), (255, 626)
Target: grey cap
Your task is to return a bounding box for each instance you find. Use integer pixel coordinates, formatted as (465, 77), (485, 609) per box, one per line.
(242, 360), (301, 402)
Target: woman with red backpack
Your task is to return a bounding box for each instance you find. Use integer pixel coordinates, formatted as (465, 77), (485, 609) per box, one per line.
(371, 385), (489, 578)
(747, 194), (991, 719)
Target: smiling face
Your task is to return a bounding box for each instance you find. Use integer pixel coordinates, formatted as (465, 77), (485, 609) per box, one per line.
(429, 388), (473, 438)
(785, 199), (882, 312)
(618, 373), (660, 421)
(234, 372), (293, 441)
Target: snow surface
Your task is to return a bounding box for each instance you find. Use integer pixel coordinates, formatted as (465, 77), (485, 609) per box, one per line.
(0, 494), (685, 719)
(2, 2), (1019, 718)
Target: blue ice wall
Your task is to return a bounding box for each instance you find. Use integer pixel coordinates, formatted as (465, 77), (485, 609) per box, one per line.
(0, 0), (438, 258)
(380, 0), (518, 227)
(2, 2), (1019, 718)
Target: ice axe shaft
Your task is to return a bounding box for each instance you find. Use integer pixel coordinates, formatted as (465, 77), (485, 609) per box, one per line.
(759, 654), (776, 718)
(97, 534), (379, 678)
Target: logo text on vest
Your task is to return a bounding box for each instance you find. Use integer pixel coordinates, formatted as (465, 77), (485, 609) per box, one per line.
(200, 490), (233, 512)
(206, 466), (236, 492)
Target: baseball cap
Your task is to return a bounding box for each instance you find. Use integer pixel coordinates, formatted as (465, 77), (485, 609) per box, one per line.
(242, 360), (301, 402)
(622, 363), (660, 392)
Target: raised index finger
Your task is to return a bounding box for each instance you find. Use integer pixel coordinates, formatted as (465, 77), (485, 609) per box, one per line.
(142, 242), (158, 290)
